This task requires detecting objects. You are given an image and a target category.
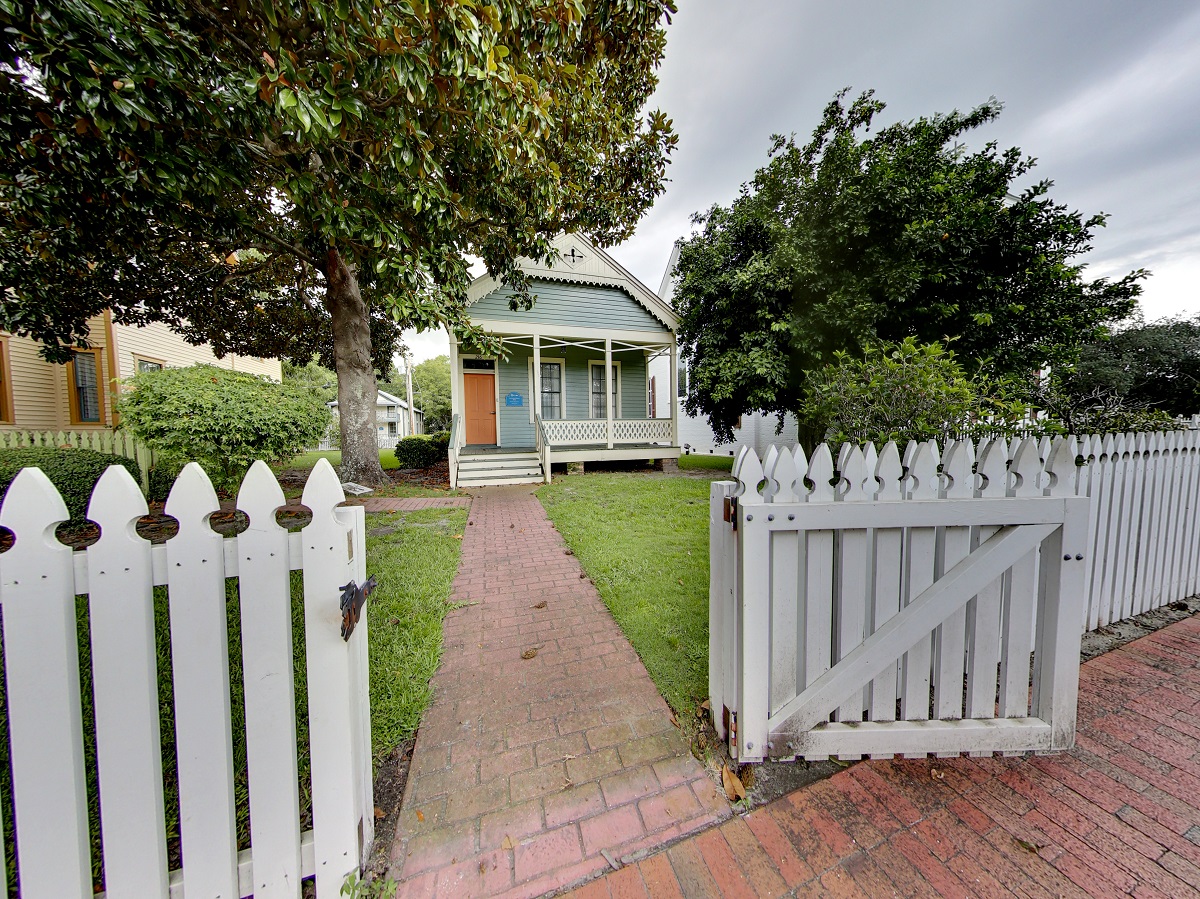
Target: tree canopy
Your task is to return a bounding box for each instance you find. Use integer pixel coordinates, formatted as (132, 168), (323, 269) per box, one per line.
(2, 0), (677, 480)
(672, 89), (1145, 441)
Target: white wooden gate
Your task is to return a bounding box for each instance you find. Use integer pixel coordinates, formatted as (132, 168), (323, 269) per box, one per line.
(0, 458), (373, 898)
(711, 436), (1089, 763)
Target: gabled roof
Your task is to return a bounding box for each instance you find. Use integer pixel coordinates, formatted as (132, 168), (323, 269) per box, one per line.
(465, 233), (678, 331)
(328, 390), (421, 413)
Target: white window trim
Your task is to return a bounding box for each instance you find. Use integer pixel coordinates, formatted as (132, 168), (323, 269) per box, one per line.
(588, 359), (622, 420)
(527, 356), (567, 423)
(459, 353), (502, 445)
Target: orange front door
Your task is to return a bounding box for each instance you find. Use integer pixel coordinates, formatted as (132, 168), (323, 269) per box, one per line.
(464, 372), (497, 444)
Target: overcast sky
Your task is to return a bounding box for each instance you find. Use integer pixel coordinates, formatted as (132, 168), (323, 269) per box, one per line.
(404, 0), (1200, 363)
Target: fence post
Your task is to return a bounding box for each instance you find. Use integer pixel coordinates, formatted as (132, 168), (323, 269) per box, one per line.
(709, 479), (737, 741)
(733, 447), (769, 763)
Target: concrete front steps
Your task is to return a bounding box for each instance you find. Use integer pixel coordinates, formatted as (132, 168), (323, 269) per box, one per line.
(455, 451), (545, 487)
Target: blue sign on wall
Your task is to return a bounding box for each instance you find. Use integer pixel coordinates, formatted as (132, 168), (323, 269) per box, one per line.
(505, 392), (524, 407)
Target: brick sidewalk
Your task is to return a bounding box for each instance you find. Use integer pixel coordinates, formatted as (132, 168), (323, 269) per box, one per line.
(565, 615), (1200, 898)
(348, 496), (471, 512)
(387, 486), (729, 898)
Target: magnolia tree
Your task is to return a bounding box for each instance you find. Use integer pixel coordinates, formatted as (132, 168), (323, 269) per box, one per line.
(1, 0), (678, 483)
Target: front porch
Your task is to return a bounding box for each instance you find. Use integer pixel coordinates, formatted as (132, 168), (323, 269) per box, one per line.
(448, 323), (681, 487)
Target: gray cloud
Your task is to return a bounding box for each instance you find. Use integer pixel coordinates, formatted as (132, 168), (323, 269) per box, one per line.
(610, 0), (1200, 321)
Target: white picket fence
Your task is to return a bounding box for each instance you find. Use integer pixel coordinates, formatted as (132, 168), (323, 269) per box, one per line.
(0, 428), (155, 489)
(711, 436), (1091, 763)
(0, 458), (373, 898)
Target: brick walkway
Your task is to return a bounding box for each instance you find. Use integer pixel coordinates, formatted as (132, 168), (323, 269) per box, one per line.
(565, 615), (1200, 898)
(349, 496), (471, 512)
(387, 487), (729, 898)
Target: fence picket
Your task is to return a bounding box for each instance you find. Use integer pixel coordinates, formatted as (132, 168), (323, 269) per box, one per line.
(868, 442), (904, 739)
(301, 459), (364, 892)
(801, 445), (835, 759)
(999, 438), (1040, 720)
(966, 439), (1007, 731)
(87, 466), (170, 898)
(165, 463), (240, 899)
(765, 448), (802, 715)
(236, 462), (303, 898)
(934, 441), (973, 729)
(901, 441), (938, 735)
(0, 468), (93, 897)
(835, 446), (871, 733)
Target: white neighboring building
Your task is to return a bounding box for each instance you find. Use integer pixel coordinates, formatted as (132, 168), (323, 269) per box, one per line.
(324, 390), (424, 449)
(648, 241), (799, 458)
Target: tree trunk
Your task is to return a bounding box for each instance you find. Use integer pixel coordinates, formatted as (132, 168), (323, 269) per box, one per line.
(325, 249), (388, 485)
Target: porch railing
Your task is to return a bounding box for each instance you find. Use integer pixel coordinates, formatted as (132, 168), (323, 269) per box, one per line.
(541, 417), (674, 446)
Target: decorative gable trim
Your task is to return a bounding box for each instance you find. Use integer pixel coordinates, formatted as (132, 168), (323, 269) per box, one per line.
(466, 233), (678, 331)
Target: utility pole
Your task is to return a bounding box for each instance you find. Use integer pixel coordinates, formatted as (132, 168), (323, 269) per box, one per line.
(404, 352), (417, 436)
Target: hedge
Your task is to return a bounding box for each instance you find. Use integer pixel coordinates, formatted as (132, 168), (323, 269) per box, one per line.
(392, 435), (445, 470)
(0, 448), (142, 521)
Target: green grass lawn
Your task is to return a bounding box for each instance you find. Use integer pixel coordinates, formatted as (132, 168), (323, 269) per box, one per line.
(276, 448), (401, 471)
(678, 453), (735, 471)
(0, 507), (465, 892)
(538, 471), (731, 715)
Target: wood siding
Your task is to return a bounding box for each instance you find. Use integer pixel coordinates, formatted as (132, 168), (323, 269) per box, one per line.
(471, 280), (666, 333)
(1, 315), (116, 431)
(112, 321), (282, 381)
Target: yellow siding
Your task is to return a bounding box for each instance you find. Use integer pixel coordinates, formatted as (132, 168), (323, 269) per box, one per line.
(1, 314), (115, 430)
(112, 321), (283, 381)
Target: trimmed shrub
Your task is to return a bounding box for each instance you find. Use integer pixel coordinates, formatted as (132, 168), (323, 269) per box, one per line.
(392, 435), (444, 470)
(117, 364), (332, 494)
(0, 448), (142, 521)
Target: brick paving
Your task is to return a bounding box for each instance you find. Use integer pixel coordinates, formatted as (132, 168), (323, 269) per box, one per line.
(349, 496), (471, 512)
(387, 486), (729, 898)
(565, 615), (1200, 898)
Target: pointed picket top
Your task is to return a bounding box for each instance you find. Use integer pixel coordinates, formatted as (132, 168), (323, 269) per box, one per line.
(301, 457), (348, 521)
(863, 441), (879, 489)
(88, 464), (150, 544)
(875, 441), (904, 501)
(908, 440), (940, 499)
(731, 445), (766, 504)
(976, 437), (1009, 498)
(1038, 435), (1052, 462)
(837, 442), (854, 473)
(1045, 436), (1079, 497)
(838, 445), (870, 502)
(761, 446), (781, 502)
(164, 462), (221, 535)
(1134, 431), (1150, 459)
(807, 442), (836, 503)
(1010, 437), (1043, 497)
(791, 444), (809, 499)
(902, 438), (920, 470)
(0, 466), (71, 551)
(237, 461), (288, 534)
(766, 444), (800, 503)
(1102, 432), (1118, 462)
(941, 439), (974, 499)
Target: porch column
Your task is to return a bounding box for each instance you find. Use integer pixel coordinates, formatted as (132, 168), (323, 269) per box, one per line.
(449, 334), (462, 436)
(605, 337), (613, 448)
(533, 333), (542, 420)
(669, 339), (679, 447)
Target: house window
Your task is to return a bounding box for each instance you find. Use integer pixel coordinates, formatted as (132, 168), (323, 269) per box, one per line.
(540, 362), (563, 419)
(69, 349), (104, 424)
(388, 421), (397, 437)
(648, 376), (657, 418)
(589, 362), (620, 419)
(677, 360), (687, 397)
(135, 357), (164, 373)
(0, 337), (12, 423)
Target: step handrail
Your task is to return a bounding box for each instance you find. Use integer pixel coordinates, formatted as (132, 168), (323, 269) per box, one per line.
(449, 413), (461, 488)
(534, 414), (551, 484)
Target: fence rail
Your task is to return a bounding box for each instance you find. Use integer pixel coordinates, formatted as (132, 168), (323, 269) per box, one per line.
(0, 458), (372, 898)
